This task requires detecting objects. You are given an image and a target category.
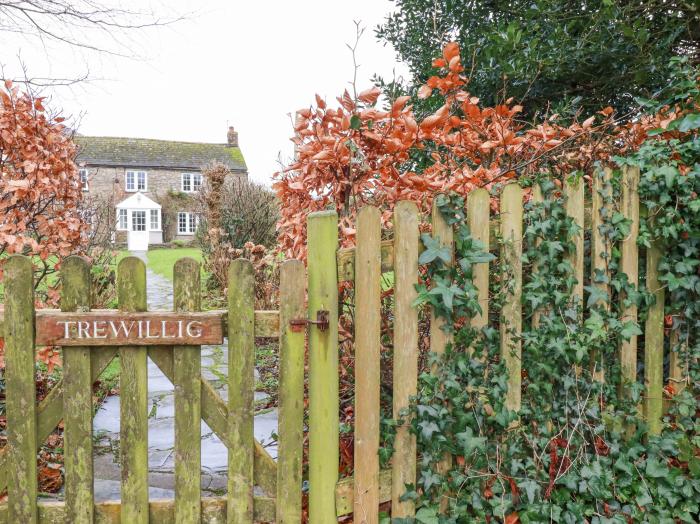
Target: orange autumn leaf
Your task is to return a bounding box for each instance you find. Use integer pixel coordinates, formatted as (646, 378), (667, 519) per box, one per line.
(505, 513), (520, 524)
(358, 86), (381, 105)
(418, 85), (433, 99)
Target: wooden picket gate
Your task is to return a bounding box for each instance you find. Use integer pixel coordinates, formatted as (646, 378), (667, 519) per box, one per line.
(0, 167), (688, 523)
(0, 255), (312, 523)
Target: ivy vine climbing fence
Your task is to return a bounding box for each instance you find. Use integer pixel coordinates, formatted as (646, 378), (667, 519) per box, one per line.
(0, 166), (690, 523)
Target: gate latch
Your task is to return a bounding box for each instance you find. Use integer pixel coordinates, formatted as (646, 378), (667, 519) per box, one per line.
(289, 310), (329, 333)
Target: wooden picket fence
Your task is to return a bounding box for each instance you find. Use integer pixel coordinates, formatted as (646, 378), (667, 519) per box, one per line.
(0, 167), (685, 523)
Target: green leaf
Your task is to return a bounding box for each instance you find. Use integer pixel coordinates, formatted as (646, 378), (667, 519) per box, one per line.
(416, 506), (440, 524)
(349, 114), (362, 130)
(689, 458), (700, 478)
(520, 479), (540, 504)
(620, 320), (642, 340)
(645, 457), (670, 478)
(456, 427), (486, 455)
(674, 112), (700, 132)
(419, 234), (452, 265)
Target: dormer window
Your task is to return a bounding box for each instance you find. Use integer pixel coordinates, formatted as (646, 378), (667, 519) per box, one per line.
(126, 171), (147, 192)
(181, 172), (202, 193)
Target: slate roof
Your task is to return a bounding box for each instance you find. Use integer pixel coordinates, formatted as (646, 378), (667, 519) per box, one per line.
(75, 136), (247, 172)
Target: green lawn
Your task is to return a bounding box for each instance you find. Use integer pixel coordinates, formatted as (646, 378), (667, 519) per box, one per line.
(145, 248), (204, 282)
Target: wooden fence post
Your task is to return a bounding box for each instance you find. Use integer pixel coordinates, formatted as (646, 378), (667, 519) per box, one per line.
(430, 195), (454, 359)
(645, 241), (665, 436)
(500, 183), (523, 413)
(117, 256), (149, 524)
(61, 256), (94, 523)
(620, 167), (640, 395)
(5, 255), (38, 523)
(307, 210), (339, 524)
(354, 206), (381, 524)
(467, 188), (490, 329)
(277, 259), (306, 524)
(564, 175), (585, 307)
(173, 257), (202, 523)
(228, 258), (255, 524)
(430, 195), (454, 508)
(530, 184), (544, 329)
(591, 168), (612, 382)
(391, 201), (419, 518)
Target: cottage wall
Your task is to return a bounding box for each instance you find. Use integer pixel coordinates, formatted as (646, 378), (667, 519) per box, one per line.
(82, 165), (246, 243)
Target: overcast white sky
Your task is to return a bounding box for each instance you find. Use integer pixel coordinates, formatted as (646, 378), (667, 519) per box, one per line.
(2, 1), (410, 184)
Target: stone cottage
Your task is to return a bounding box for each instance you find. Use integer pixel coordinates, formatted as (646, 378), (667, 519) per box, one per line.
(75, 127), (247, 250)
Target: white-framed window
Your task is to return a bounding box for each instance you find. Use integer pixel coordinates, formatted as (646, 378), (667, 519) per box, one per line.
(150, 209), (160, 231)
(177, 212), (199, 235)
(125, 170), (147, 192)
(181, 172), (202, 193)
(132, 210), (146, 231)
(79, 168), (89, 191)
(117, 209), (128, 230)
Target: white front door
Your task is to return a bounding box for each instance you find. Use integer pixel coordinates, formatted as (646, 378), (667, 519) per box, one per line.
(127, 210), (149, 251)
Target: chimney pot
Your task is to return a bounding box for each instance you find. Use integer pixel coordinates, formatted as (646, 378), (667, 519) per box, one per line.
(227, 126), (238, 147)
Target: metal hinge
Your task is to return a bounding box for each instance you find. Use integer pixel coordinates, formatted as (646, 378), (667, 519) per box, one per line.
(289, 310), (329, 333)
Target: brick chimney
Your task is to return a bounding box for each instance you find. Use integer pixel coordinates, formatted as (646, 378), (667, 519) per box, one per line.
(227, 126), (238, 147)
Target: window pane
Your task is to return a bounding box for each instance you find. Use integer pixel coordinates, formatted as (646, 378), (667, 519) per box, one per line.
(118, 209), (128, 230)
(188, 213), (197, 233)
(138, 172), (147, 191)
(178, 212), (187, 233)
(182, 173), (191, 192)
(126, 172), (135, 191)
(193, 174), (202, 191)
(132, 211), (146, 231)
(150, 209), (159, 230)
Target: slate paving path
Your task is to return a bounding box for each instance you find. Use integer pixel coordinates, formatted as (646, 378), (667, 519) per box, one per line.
(91, 252), (278, 500)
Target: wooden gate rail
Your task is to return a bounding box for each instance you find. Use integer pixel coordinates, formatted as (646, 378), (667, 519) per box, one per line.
(0, 309), (281, 340)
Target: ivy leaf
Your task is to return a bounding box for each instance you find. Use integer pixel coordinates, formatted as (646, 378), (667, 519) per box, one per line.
(416, 506), (440, 524)
(585, 285), (609, 307)
(419, 234), (452, 265)
(636, 490), (653, 507)
(456, 427), (486, 455)
(584, 310), (606, 339)
(418, 420), (440, 440)
(645, 457), (669, 478)
(620, 320), (642, 340)
(519, 479), (539, 504)
(689, 457), (700, 478)
(429, 278), (465, 310)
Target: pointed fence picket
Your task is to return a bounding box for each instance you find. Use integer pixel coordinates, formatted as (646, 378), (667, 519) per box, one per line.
(0, 167), (683, 523)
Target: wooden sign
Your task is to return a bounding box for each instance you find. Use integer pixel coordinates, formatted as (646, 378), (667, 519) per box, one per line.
(35, 310), (224, 346)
